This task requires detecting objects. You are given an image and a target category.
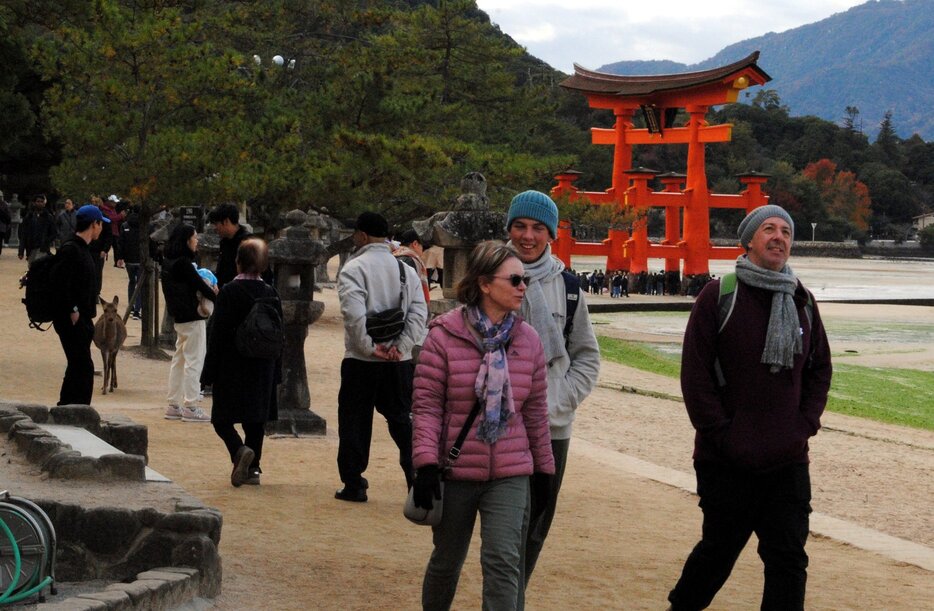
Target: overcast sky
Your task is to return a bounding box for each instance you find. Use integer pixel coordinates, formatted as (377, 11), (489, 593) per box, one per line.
(475, 0), (869, 73)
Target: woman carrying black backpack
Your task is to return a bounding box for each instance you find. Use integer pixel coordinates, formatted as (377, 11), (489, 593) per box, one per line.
(201, 237), (282, 487)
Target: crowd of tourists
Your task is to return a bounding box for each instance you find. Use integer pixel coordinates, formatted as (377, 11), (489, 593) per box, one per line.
(14, 187), (831, 610)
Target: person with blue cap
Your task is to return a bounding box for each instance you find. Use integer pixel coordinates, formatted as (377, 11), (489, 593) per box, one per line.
(50, 204), (109, 406)
(505, 190), (601, 595)
(668, 204), (833, 610)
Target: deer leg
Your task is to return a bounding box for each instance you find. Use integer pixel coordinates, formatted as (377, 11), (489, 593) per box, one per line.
(101, 349), (109, 394)
(111, 352), (118, 391)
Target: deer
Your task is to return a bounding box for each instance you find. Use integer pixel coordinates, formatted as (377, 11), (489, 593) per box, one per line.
(93, 295), (128, 395)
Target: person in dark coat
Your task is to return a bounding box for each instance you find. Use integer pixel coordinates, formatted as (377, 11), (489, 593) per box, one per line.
(87, 195), (114, 297)
(18, 194), (57, 265)
(161, 223), (216, 422)
(118, 202), (143, 318)
(201, 237), (282, 487)
(51, 205), (107, 405)
(208, 202), (252, 288)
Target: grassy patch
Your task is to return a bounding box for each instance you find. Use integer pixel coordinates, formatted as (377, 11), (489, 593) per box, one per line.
(827, 365), (934, 430)
(597, 336), (934, 431)
(597, 336), (681, 379)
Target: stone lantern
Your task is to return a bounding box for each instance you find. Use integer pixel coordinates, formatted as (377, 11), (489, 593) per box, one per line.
(413, 172), (506, 315)
(149, 215), (178, 348)
(266, 210), (329, 435)
(7, 194), (23, 248)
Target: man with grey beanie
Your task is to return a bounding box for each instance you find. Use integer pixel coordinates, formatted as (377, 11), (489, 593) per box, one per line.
(668, 204), (832, 610)
(505, 190), (601, 593)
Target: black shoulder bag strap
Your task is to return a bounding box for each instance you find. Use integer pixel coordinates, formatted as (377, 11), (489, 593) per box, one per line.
(444, 400), (483, 466)
(396, 258), (407, 309)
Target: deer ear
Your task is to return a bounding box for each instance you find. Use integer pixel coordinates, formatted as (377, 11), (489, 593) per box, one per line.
(112, 295), (119, 305)
(99, 296), (106, 306)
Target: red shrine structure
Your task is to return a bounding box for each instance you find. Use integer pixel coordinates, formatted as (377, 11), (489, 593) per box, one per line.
(552, 51), (772, 278)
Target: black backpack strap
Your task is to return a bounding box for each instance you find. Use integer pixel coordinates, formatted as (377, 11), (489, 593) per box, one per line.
(561, 270), (580, 344)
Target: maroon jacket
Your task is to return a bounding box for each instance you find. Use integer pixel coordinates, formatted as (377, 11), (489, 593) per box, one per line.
(681, 278), (832, 473)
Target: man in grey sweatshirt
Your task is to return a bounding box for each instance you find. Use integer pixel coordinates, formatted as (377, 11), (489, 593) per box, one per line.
(506, 190), (601, 586)
(335, 212), (428, 503)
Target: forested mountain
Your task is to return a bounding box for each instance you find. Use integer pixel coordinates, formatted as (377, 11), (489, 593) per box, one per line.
(599, 0), (934, 141)
(0, 0), (930, 245)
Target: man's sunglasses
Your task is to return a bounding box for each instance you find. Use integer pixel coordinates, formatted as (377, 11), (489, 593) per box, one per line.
(493, 274), (531, 287)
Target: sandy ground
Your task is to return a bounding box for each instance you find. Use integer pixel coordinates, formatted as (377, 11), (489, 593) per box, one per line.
(1, 251), (932, 610)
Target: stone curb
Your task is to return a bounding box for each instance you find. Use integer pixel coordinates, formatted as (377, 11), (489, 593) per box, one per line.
(37, 567), (203, 610)
(1, 403), (147, 481)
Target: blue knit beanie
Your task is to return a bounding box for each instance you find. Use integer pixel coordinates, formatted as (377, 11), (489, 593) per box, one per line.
(738, 204), (794, 248)
(506, 190), (558, 238)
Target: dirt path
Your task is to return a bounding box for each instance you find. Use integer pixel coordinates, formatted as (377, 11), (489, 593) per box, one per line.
(0, 253), (931, 610)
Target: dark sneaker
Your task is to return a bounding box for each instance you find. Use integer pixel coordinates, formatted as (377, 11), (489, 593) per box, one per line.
(231, 446), (255, 487)
(334, 486), (367, 503)
(244, 468), (261, 486)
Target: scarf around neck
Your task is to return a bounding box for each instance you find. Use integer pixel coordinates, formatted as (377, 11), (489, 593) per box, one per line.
(508, 242), (567, 365)
(734, 255), (802, 372)
(465, 305), (516, 444)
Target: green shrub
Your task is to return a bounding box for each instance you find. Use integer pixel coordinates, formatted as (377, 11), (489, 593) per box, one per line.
(920, 224), (934, 254)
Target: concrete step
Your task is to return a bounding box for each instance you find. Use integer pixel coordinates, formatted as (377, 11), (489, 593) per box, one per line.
(37, 423), (170, 483)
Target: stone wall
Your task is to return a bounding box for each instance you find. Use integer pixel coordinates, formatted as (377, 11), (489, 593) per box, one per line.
(1, 403), (148, 480)
(1, 402), (222, 606)
(38, 498), (222, 596)
(861, 240), (927, 258)
(709, 238), (863, 259)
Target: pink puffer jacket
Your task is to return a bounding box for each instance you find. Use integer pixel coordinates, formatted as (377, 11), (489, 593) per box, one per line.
(412, 307), (555, 481)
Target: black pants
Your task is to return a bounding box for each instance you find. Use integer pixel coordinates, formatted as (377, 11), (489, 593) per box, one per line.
(94, 254), (104, 297)
(213, 421), (265, 471)
(336, 358), (414, 491)
(524, 437), (570, 584)
(53, 316), (95, 406)
(125, 263), (142, 313)
(669, 461), (812, 611)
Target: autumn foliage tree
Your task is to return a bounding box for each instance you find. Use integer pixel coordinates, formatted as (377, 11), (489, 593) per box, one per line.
(802, 159), (871, 235)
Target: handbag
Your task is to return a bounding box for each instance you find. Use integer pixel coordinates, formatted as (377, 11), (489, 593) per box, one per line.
(365, 260), (407, 343)
(404, 400), (483, 526)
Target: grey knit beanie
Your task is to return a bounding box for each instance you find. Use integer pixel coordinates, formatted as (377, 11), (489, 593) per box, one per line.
(738, 204), (794, 248)
(506, 190), (559, 238)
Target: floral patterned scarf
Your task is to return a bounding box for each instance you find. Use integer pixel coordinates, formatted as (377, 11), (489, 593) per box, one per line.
(466, 305), (516, 444)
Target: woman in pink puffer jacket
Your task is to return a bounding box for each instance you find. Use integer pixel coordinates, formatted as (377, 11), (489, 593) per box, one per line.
(412, 242), (555, 611)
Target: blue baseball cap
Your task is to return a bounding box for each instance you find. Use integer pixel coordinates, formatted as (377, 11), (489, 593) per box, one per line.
(76, 204), (110, 224)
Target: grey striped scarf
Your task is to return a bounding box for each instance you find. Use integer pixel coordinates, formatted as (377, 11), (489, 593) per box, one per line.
(735, 256), (802, 372)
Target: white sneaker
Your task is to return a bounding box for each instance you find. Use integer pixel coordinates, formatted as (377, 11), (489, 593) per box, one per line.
(181, 406), (211, 422)
(164, 405), (183, 420)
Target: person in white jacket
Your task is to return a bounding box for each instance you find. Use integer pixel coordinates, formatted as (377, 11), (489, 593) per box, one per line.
(335, 212), (428, 503)
(506, 190), (601, 588)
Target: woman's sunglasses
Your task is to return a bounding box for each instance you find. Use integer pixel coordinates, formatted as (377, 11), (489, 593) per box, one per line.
(494, 274), (531, 287)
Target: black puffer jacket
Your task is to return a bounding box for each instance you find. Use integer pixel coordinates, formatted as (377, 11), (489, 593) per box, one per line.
(18, 209), (56, 255)
(161, 254), (215, 323)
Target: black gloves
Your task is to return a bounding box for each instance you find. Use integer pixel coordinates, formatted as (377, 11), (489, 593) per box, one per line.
(413, 464), (443, 510)
(531, 472), (553, 511)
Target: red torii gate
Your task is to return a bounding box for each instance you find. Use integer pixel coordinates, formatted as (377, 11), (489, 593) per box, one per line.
(551, 51), (772, 277)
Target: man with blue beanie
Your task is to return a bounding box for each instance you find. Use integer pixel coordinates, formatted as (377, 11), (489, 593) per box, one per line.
(505, 190), (601, 592)
(668, 204), (832, 610)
